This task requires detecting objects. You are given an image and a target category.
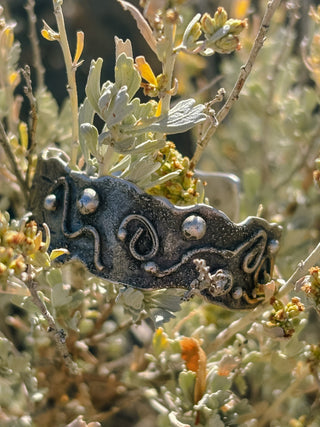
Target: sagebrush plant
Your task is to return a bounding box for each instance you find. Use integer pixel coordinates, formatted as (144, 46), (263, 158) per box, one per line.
(0, 0), (320, 426)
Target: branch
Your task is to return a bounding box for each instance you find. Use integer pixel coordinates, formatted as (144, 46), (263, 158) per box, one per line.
(21, 65), (38, 188)
(25, 0), (45, 90)
(52, 0), (80, 168)
(0, 120), (29, 200)
(191, 0), (283, 169)
(207, 241), (320, 353)
(25, 272), (79, 374)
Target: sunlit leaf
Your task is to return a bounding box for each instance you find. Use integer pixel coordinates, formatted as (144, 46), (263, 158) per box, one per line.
(73, 31), (84, 64)
(115, 53), (141, 100)
(85, 58), (103, 113)
(136, 56), (157, 86)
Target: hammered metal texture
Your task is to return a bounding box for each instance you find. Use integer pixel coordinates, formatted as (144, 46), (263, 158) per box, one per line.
(29, 153), (282, 310)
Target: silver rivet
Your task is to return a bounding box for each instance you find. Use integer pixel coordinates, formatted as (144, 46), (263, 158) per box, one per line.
(117, 229), (127, 241)
(44, 194), (57, 211)
(77, 188), (99, 215)
(232, 287), (243, 300)
(269, 239), (280, 255)
(182, 215), (206, 240)
(144, 262), (158, 274)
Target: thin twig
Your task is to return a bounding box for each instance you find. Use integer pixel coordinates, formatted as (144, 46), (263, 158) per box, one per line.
(207, 241), (320, 353)
(52, 0), (80, 168)
(25, 272), (79, 374)
(277, 242), (320, 297)
(25, 0), (45, 90)
(191, 0), (282, 169)
(0, 120), (29, 201)
(21, 65), (38, 189)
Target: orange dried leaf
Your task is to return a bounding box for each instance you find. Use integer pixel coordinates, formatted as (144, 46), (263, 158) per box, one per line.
(180, 337), (207, 403)
(181, 337), (201, 371)
(73, 31), (84, 64)
(136, 56), (157, 86)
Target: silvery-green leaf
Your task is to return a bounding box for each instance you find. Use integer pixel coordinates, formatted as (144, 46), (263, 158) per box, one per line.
(147, 99), (206, 134)
(79, 98), (95, 164)
(46, 267), (63, 287)
(80, 123), (99, 155)
(115, 53), (141, 100)
(109, 154), (131, 174)
(51, 283), (73, 308)
(181, 13), (201, 48)
(131, 97), (157, 120)
(132, 138), (165, 155)
(113, 136), (137, 152)
(152, 289), (184, 312)
(205, 371), (232, 393)
(79, 97), (95, 126)
(85, 58), (103, 113)
(178, 371), (196, 405)
(124, 156), (160, 183)
(107, 87), (134, 126)
(117, 287), (144, 310)
(110, 136), (165, 155)
(98, 83), (114, 118)
(143, 170), (181, 190)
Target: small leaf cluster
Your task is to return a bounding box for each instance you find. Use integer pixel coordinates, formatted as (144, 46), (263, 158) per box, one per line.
(0, 212), (50, 287)
(80, 52), (206, 191)
(181, 7), (247, 55)
(265, 297), (305, 338)
(147, 141), (205, 205)
(116, 286), (184, 327)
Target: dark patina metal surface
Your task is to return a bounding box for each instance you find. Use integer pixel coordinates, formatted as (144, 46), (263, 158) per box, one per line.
(29, 152), (282, 310)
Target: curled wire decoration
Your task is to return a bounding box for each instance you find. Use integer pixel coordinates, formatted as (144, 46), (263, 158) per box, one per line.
(242, 229), (267, 274)
(47, 177), (104, 271)
(144, 230), (269, 279)
(117, 214), (159, 261)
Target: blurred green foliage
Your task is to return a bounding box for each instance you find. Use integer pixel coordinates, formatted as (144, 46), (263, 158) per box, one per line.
(0, 1), (320, 427)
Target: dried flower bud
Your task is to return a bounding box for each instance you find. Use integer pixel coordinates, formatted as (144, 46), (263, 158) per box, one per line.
(228, 19), (248, 36)
(188, 22), (202, 45)
(214, 34), (241, 54)
(165, 9), (179, 25)
(200, 13), (215, 35)
(214, 7), (228, 28)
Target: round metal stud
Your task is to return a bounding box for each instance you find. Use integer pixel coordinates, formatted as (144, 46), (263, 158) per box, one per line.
(43, 194), (57, 211)
(77, 188), (99, 215)
(182, 215), (206, 240)
(232, 287), (243, 300)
